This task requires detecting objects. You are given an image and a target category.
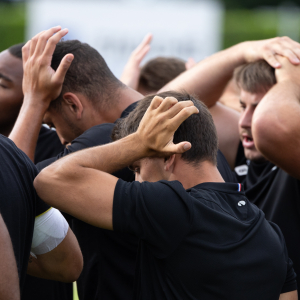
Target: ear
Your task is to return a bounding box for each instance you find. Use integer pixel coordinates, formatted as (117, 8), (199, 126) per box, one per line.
(164, 154), (176, 172)
(62, 93), (84, 120)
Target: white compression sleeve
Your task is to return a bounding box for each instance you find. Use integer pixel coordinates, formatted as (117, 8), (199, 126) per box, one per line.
(31, 208), (69, 255)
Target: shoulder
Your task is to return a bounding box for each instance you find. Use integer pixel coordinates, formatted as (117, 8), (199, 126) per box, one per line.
(73, 123), (115, 145)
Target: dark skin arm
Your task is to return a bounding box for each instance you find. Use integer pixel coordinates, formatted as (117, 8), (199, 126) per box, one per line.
(0, 214), (20, 300)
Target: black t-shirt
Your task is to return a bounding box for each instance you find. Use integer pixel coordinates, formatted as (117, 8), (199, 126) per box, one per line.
(114, 179), (297, 299)
(0, 135), (49, 292)
(23, 126), (72, 300)
(34, 126), (65, 164)
(242, 159), (300, 294)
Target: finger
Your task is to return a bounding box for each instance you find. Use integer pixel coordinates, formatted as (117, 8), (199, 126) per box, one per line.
(135, 44), (150, 63)
(276, 47), (300, 65)
(164, 142), (192, 154)
(43, 28), (69, 59)
(277, 37), (300, 63)
(156, 97), (178, 113)
(34, 26), (62, 57)
(22, 40), (31, 65)
(263, 50), (281, 68)
(169, 106), (199, 130)
(52, 54), (74, 85)
(149, 96), (164, 110)
(165, 100), (195, 119)
(29, 30), (45, 57)
(133, 33), (153, 55)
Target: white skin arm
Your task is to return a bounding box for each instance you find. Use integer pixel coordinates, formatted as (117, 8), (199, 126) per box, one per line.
(0, 214), (20, 300)
(34, 96), (199, 230)
(159, 37), (300, 169)
(252, 55), (300, 179)
(9, 26), (73, 161)
(120, 33), (152, 90)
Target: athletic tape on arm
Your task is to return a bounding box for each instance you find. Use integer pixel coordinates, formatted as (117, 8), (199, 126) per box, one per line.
(31, 208), (69, 255)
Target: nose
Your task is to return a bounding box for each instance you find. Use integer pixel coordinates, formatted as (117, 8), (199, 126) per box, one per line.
(239, 107), (253, 129)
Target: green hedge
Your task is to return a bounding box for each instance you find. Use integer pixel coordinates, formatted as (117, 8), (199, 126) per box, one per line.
(223, 9), (279, 49)
(0, 3), (25, 52)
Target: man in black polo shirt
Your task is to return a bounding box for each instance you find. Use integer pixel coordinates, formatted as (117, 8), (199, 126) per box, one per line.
(34, 92), (297, 299)
(158, 39), (300, 296)
(232, 58), (300, 295)
(11, 26), (238, 300)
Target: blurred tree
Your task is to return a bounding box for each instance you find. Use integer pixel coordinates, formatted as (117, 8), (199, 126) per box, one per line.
(223, 0), (300, 9)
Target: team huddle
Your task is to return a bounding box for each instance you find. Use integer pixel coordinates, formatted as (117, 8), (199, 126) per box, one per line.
(1, 26), (300, 300)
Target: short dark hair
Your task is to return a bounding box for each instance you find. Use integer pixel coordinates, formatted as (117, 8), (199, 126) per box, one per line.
(50, 40), (124, 110)
(8, 43), (25, 59)
(234, 60), (276, 94)
(138, 57), (186, 94)
(112, 91), (218, 165)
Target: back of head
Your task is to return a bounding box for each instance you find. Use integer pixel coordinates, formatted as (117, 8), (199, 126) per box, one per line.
(234, 60), (276, 94)
(138, 57), (186, 94)
(113, 91), (218, 166)
(50, 40), (124, 109)
(8, 43), (25, 60)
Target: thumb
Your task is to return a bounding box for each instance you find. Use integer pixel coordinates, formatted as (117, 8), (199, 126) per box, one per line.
(53, 54), (74, 84)
(165, 142), (192, 154)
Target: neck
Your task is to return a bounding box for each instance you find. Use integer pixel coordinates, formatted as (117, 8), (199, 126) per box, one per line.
(170, 159), (224, 190)
(101, 87), (143, 123)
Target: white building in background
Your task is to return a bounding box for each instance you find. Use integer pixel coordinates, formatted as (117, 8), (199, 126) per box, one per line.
(27, 0), (223, 77)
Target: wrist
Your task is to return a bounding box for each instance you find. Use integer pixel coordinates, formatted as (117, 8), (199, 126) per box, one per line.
(22, 95), (51, 114)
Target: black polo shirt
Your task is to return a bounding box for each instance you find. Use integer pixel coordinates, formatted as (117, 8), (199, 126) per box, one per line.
(242, 160), (300, 295)
(113, 179), (297, 299)
(0, 135), (49, 292)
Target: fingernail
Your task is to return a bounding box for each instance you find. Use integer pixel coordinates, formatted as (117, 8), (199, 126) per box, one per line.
(67, 56), (73, 62)
(274, 63), (281, 68)
(294, 58), (300, 63)
(183, 144), (190, 150)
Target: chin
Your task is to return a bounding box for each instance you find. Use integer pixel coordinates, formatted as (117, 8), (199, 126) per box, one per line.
(244, 149), (266, 163)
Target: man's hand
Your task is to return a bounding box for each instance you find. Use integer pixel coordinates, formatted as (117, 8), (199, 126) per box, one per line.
(274, 55), (300, 84)
(22, 26), (74, 109)
(243, 36), (300, 69)
(9, 26), (73, 162)
(120, 33), (152, 90)
(135, 96), (199, 157)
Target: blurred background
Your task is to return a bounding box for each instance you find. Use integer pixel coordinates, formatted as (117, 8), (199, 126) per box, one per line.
(0, 0), (299, 76)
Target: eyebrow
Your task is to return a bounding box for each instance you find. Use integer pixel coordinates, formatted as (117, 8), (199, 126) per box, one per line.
(0, 73), (12, 82)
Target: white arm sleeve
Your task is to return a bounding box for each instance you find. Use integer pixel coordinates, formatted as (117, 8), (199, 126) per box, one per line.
(31, 208), (69, 255)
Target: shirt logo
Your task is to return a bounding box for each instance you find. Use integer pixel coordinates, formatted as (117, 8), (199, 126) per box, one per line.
(238, 200), (246, 206)
(235, 165), (248, 176)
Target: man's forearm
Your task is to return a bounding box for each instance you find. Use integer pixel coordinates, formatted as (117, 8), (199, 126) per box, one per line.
(43, 133), (145, 177)
(159, 42), (248, 108)
(9, 99), (48, 162)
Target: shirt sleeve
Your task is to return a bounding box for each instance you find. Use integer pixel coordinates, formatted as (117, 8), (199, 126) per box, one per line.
(113, 179), (194, 258)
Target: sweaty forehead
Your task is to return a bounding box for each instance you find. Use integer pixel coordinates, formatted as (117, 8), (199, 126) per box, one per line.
(0, 50), (23, 82)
